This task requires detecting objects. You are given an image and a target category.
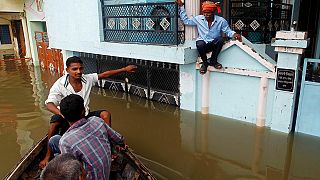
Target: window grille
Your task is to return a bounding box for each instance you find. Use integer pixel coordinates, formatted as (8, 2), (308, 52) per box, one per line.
(229, 0), (292, 43)
(79, 52), (180, 106)
(101, 2), (185, 45)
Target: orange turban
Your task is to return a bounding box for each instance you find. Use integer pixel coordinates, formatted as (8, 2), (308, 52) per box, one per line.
(202, 2), (221, 13)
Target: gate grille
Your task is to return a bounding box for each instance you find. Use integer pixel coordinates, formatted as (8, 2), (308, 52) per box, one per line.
(79, 53), (180, 106)
(101, 2), (185, 45)
(229, 0), (292, 43)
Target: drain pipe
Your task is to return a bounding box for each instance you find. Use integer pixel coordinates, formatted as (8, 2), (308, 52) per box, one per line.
(201, 72), (210, 114)
(256, 77), (268, 126)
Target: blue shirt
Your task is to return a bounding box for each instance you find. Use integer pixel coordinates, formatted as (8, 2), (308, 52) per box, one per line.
(179, 6), (235, 43)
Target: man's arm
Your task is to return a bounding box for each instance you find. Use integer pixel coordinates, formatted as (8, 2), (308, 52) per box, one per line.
(98, 65), (136, 80)
(39, 122), (60, 169)
(46, 102), (62, 116)
(45, 80), (64, 115)
(221, 19), (242, 41)
(105, 123), (125, 146)
(175, 0), (197, 26)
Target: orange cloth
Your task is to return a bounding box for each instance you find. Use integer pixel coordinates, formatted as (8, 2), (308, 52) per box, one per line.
(202, 2), (221, 13)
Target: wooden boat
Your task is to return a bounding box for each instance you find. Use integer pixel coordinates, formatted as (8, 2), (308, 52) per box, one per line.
(5, 136), (156, 180)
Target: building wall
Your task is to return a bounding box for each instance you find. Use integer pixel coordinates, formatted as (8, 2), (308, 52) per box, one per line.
(181, 41), (276, 126)
(0, 13), (21, 59)
(0, 0), (24, 12)
(1, 0), (32, 59)
(44, 0), (197, 64)
(0, 17), (14, 51)
(28, 22), (46, 65)
(25, 0), (45, 21)
(25, 0), (46, 65)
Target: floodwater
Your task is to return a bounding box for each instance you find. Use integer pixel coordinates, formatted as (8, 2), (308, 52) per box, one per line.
(1, 60), (320, 180)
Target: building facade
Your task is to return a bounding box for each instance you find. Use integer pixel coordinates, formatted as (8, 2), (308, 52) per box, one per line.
(1, 0), (318, 136)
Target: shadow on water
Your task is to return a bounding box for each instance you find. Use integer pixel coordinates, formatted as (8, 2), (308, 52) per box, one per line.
(1, 61), (320, 179)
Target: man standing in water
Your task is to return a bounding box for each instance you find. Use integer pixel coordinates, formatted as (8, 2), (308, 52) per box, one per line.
(176, 0), (241, 74)
(39, 56), (136, 168)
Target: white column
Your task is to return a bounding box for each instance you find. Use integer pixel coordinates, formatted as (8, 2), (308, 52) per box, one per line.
(20, 13), (32, 59)
(271, 31), (308, 133)
(256, 77), (268, 127)
(185, 0), (200, 40)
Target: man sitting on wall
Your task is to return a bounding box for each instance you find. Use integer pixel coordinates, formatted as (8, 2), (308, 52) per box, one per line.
(59, 94), (125, 179)
(176, 0), (241, 74)
(39, 56), (136, 168)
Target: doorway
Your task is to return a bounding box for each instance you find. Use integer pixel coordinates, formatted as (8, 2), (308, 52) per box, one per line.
(298, 0), (320, 58)
(11, 20), (26, 58)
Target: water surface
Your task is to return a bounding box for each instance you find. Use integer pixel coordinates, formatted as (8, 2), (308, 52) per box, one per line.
(1, 60), (320, 180)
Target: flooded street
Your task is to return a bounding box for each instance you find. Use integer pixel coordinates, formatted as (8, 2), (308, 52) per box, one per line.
(1, 60), (320, 180)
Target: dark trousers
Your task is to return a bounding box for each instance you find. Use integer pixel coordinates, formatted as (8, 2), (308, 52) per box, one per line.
(196, 37), (224, 65)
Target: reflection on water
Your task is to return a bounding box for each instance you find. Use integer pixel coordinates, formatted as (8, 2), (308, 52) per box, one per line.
(0, 60), (58, 178)
(1, 61), (320, 179)
(90, 88), (320, 180)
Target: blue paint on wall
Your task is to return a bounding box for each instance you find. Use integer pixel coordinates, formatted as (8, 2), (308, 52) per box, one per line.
(296, 58), (320, 137)
(208, 73), (260, 123)
(180, 63), (197, 111)
(219, 45), (270, 72)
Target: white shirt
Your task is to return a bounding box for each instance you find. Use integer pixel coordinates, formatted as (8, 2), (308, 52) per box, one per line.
(45, 73), (99, 115)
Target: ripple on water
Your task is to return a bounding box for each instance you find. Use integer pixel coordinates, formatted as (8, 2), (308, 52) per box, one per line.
(0, 60), (55, 178)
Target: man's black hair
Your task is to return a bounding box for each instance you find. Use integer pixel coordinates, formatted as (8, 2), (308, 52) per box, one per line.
(66, 56), (83, 68)
(60, 94), (85, 122)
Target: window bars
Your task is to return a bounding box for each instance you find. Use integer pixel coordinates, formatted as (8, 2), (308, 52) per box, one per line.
(79, 52), (180, 106)
(102, 2), (185, 45)
(229, 0), (292, 43)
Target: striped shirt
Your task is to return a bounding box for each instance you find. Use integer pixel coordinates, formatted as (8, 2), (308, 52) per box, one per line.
(59, 117), (124, 180)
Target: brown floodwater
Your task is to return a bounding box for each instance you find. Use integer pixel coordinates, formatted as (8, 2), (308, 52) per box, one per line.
(1, 60), (320, 180)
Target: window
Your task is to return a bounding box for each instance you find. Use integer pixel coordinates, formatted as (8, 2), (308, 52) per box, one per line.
(0, 25), (12, 44)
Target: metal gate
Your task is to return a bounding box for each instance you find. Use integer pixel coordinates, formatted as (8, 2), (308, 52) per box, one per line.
(79, 52), (180, 106)
(35, 31), (64, 76)
(296, 58), (320, 136)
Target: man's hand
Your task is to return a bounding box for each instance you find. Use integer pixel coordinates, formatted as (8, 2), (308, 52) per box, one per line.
(39, 157), (50, 169)
(233, 33), (242, 41)
(176, 0), (183, 7)
(125, 65), (137, 73)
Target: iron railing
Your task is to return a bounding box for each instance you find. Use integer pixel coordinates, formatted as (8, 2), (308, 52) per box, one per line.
(79, 52), (180, 106)
(102, 2), (185, 45)
(229, 0), (292, 43)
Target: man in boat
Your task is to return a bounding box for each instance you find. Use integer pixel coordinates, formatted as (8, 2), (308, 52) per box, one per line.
(59, 94), (125, 179)
(176, 0), (241, 74)
(39, 56), (136, 168)
(40, 153), (86, 180)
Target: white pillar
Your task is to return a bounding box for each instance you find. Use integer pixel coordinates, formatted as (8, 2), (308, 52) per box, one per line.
(20, 13), (32, 59)
(201, 72), (210, 114)
(271, 31), (309, 132)
(185, 0), (200, 40)
(256, 77), (268, 127)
